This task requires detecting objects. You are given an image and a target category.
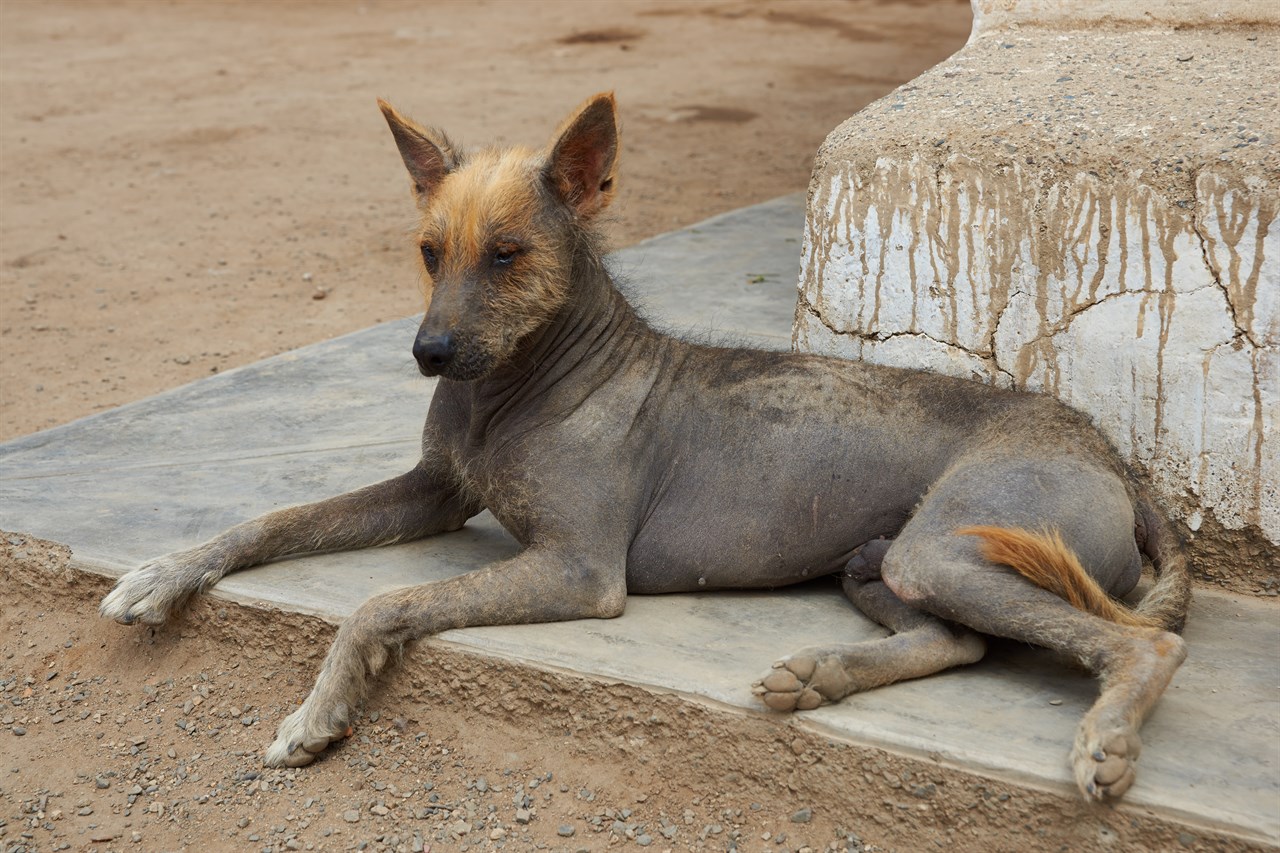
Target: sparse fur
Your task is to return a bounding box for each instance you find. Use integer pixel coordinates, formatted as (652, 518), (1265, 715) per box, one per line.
(101, 94), (1192, 803)
(956, 525), (1174, 630)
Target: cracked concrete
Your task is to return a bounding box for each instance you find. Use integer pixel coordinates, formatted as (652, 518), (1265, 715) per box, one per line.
(795, 1), (1279, 582)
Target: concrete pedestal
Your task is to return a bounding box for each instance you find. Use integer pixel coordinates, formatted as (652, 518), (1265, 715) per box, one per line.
(794, 0), (1279, 586)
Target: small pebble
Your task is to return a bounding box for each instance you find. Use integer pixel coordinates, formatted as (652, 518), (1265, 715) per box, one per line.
(342, 810), (360, 823)
(557, 825), (575, 837)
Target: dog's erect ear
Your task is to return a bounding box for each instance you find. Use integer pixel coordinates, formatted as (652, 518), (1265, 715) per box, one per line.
(378, 99), (459, 208)
(545, 92), (619, 219)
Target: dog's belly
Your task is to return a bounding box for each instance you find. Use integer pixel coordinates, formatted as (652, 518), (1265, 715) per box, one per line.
(624, 540), (856, 593)
(623, 487), (906, 594)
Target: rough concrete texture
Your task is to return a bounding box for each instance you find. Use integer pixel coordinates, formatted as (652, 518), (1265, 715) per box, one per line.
(1, 197), (1277, 847)
(971, 0), (1280, 30)
(795, 2), (1280, 584)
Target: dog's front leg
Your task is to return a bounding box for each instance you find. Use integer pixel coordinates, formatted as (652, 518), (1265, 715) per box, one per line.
(264, 546), (625, 767)
(101, 464), (475, 626)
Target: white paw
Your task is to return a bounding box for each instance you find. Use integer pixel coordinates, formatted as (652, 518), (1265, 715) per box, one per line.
(263, 700), (351, 768)
(100, 557), (196, 626)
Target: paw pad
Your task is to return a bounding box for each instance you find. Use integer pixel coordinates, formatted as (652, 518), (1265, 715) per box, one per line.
(752, 657), (825, 712)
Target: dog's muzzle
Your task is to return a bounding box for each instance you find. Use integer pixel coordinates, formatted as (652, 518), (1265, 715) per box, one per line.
(413, 332), (456, 376)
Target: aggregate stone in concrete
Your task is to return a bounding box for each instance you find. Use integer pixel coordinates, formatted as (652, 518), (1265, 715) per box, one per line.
(0, 194), (1275, 846)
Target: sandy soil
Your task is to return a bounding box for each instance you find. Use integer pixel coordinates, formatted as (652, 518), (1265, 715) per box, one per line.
(3, 534), (1256, 853)
(0, 0), (973, 441)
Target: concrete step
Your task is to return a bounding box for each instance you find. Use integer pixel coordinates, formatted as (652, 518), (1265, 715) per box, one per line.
(0, 195), (1275, 847)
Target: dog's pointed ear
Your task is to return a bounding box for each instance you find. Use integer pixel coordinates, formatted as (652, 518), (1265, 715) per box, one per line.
(545, 92), (619, 219)
(378, 99), (459, 209)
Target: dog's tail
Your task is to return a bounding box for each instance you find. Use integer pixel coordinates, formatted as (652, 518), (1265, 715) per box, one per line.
(1130, 492), (1193, 632)
(957, 505), (1190, 632)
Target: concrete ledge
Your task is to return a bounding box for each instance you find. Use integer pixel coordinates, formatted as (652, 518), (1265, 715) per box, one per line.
(795, 0), (1279, 586)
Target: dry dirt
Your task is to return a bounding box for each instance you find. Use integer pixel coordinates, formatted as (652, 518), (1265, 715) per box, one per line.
(2, 534), (1259, 853)
(7, 3), (1250, 853)
(0, 0), (973, 441)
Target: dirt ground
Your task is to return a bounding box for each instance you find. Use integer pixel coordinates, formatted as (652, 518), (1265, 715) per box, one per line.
(4, 534), (1258, 853)
(0, 0), (973, 441)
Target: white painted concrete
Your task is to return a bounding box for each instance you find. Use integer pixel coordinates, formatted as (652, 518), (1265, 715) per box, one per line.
(796, 7), (1279, 552)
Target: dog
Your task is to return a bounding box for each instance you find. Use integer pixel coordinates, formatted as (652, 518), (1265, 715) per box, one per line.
(100, 93), (1191, 802)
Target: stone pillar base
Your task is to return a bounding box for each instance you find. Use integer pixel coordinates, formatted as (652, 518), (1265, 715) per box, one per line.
(795, 1), (1278, 590)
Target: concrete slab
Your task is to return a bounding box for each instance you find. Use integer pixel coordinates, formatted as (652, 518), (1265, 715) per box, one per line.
(0, 194), (1276, 846)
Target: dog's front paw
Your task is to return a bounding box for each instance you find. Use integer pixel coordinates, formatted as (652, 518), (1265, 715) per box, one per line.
(1073, 723), (1142, 801)
(264, 699), (352, 768)
(100, 555), (207, 626)
(752, 656), (828, 712)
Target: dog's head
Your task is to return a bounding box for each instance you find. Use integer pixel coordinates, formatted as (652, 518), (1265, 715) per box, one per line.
(379, 94), (619, 381)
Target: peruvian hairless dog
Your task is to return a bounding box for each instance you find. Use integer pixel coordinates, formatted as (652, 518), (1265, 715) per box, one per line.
(101, 93), (1191, 801)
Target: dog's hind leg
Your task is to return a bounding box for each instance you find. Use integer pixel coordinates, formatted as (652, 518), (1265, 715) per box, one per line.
(264, 545), (627, 767)
(101, 463), (476, 626)
(754, 539), (986, 712)
(879, 462), (1187, 801)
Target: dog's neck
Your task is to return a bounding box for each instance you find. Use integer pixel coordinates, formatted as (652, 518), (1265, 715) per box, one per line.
(461, 246), (649, 421)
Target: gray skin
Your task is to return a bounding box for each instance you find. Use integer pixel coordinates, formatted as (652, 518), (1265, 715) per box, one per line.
(100, 93), (1191, 802)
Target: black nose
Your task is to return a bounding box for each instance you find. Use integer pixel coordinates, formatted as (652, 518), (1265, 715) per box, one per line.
(413, 333), (456, 375)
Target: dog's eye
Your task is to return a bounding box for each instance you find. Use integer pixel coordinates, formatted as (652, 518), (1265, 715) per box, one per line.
(420, 244), (438, 271)
(492, 244), (520, 267)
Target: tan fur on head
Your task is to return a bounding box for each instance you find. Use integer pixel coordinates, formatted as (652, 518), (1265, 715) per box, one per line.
(379, 94), (622, 380)
(416, 146), (571, 348)
(957, 525), (1161, 629)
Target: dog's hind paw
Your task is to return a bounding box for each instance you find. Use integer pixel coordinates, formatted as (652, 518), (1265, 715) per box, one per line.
(264, 701), (352, 768)
(752, 656), (828, 712)
(1073, 725), (1142, 801)
(99, 556), (204, 626)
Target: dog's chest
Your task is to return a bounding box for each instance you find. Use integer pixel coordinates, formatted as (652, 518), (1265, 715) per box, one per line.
(451, 440), (543, 546)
